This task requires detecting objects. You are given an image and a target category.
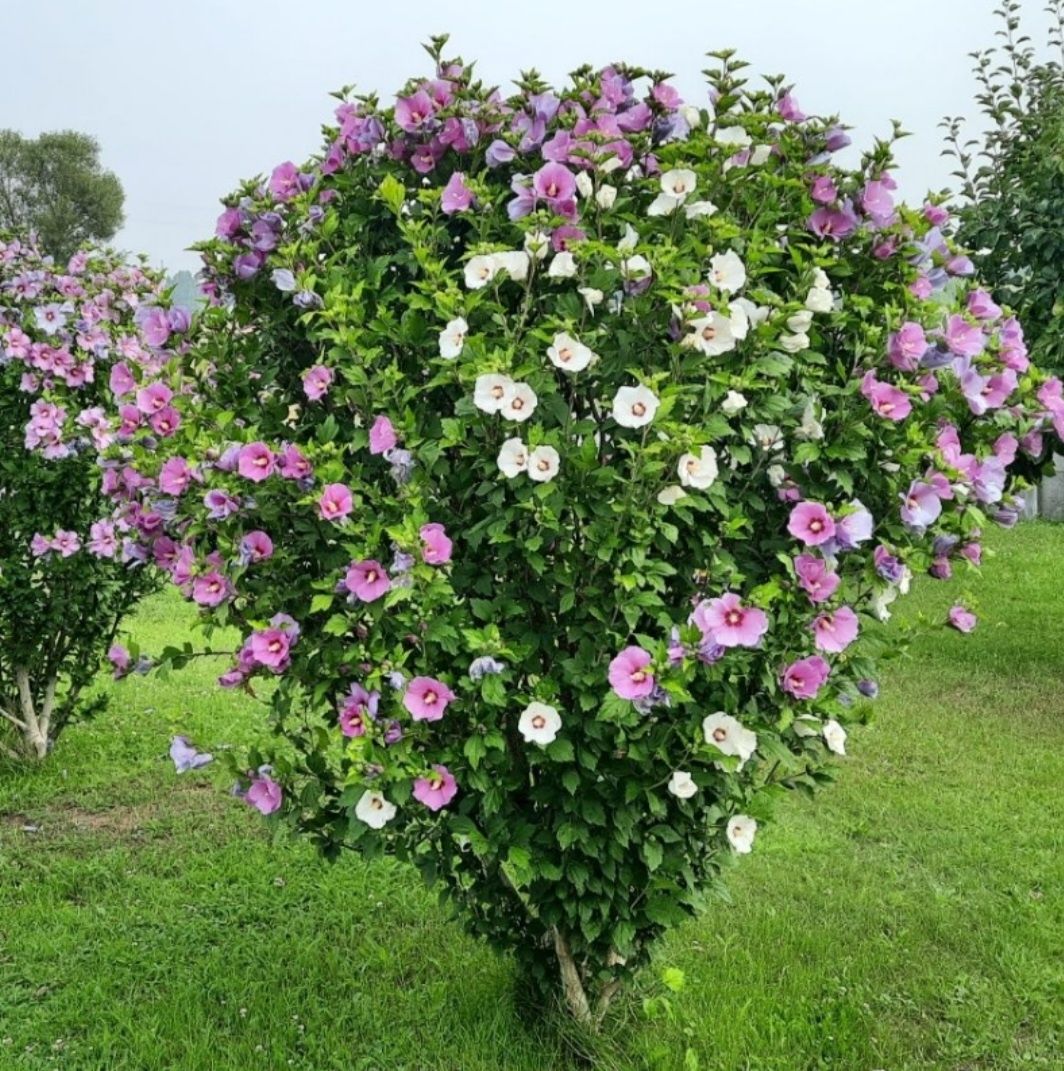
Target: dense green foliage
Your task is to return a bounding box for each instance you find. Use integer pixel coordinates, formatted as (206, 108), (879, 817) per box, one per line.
(2, 522), (1061, 1068)
(945, 0), (1064, 371)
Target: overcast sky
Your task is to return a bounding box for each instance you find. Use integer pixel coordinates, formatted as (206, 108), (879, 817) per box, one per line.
(2, 1), (1054, 274)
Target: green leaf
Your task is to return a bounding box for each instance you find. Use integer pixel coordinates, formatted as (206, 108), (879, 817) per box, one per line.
(642, 839), (663, 872)
(378, 173), (406, 214)
(546, 738), (575, 763)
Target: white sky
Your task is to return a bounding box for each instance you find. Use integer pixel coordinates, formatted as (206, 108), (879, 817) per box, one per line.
(2, 1), (1054, 274)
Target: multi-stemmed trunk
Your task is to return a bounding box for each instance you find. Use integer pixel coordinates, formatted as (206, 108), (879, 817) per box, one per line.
(1, 668), (56, 762)
(551, 928), (624, 1028)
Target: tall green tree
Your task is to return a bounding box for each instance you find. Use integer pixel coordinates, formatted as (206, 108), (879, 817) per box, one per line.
(0, 130), (124, 261)
(943, 0), (1064, 372)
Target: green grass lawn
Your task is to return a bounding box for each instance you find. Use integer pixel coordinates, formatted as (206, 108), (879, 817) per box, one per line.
(1, 524), (1062, 1071)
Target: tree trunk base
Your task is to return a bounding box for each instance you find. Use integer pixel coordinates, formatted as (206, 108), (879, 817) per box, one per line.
(551, 928), (623, 1029)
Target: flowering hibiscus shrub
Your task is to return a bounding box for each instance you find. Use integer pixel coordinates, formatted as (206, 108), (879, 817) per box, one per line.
(0, 234), (183, 760)
(112, 41), (1057, 1022)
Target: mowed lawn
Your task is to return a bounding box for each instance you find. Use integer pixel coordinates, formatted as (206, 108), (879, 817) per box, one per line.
(1, 525), (1062, 1071)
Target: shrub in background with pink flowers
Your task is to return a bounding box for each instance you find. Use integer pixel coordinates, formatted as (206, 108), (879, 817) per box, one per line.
(106, 40), (1057, 1022)
(0, 234), (185, 760)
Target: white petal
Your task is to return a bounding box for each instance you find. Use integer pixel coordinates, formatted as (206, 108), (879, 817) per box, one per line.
(617, 224), (639, 252)
(714, 125), (752, 148)
(464, 255), (499, 290)
(823, 719), (848, 756)
(547, 252), (577, 279)
(497, 437), (528, 478)
(355, 790), (396, 829)
(523, 231), (550, 261)
(684, 199), (718, 220)
(474, 373), (514, 414)
(708, 250), (746, 294)
(667, 771), (698, 799)
(647, 192), (680, 217)
(527, 445), (560, 483)
(518, 701), (562, 744)
(612, 385), (659, 428)
(657, 484), (687, 506)
(502, 382), (538, 422)
(547, 332), (593, 373)
(495, 250), (530, 282)
(726, 814), (757, 853)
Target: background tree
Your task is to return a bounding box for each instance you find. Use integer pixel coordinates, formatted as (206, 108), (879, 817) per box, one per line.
(0, 235), (183, 761)
(943, 0), (1064, 372)
(0, 130), (124, 261)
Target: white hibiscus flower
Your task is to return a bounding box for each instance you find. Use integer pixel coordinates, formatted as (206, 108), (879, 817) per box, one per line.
(731, 295), (770, 327)
(617, 223), (639, 252)
(527, 445), (560, 483)
(501, 382), (538, 422)
(474, 373), (514, 414)
(464, 254), (499, 290)
(684, 199), (718, 220)
(578, 287), (604, 313)
(708, 250), (746, 293)
(497, 437), (528, 478)
(438, 316), (468, 359)
(726, 814), (758, 854)
(823, 719), (847, 756)
(596, 184), (617, 209)
(871, 584), (898, 621)
(767, 464), (787, 487)
(714, 125), (752, 149)
(702, 712), (758, 768)
(677, 445), (719, 489)
(495, 250), (530, 282)
(667, 771), (698, 799)
(547, 332), (594, 373)
(547, 252), (577, 279)
(657, 484), (687, 506)
(612, 384), (659, 428)
(684, 312), (736, 356)
(647, 168), (697, 216)
(805, 286), (834, 313)
(795, 400), (824, 441)
(751, 423), (784, 453)
(779, 332), (810, 354)
(518, 701), (562, 745)
(523, 230), (550, 261)
(721, 390), (748, 415)
(787, 310), (813, 334)
(355, 790), (397, 829)
(621, 254), (652, 284)
(729, 300), (750, 341)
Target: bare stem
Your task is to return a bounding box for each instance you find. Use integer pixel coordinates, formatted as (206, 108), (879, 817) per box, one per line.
(551, 927), (591, 1024)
